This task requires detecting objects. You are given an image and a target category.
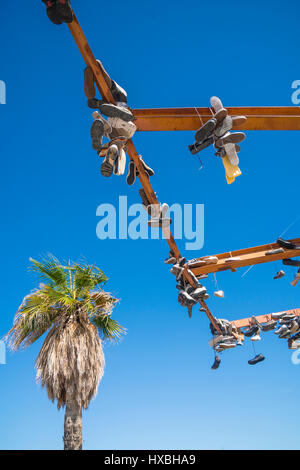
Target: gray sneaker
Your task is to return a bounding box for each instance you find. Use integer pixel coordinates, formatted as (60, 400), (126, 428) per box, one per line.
(262, 320), (277, 332)
(195, 118), (217, 143)
(99, 103), (134, 122)
(91, 120), (104, 151)
(215, 131), (246, 148)
(214, 115), (233, 138)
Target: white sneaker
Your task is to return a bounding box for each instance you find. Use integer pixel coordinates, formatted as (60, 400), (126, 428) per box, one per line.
(251, 334), (261, 341)
(214, 290), (225, 298)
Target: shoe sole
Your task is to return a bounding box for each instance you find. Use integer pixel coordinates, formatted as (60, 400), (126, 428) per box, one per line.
(215, 132), (246, 147)
(91, 121), (104, 151)
(189, 137), (214, 155)
(126, 161), (136, 186)
(101, 158), (114, 177)
(100, 103), (133, 122)
(214, 116), (233, 138)
(195, 119), (216, 143)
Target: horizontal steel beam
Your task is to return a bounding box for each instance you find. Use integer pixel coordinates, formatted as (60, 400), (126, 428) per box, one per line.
(231, 308), (300, 329)
(133, 107), (300, 131)
(188, 238), (300, 276)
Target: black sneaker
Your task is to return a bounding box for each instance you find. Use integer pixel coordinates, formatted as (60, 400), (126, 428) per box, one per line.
(56, 0), (74, 23)
(211, 355), (221, 370)
(244, 325), (259, 337)
(126, 160), (136, 186)
(88, 98), (104, 109)
(42, 1), (62, 25)
(283, 258), (300, 267)
(248, 354), (265, 365)
(189, 136), (214, 155)
(277, 238), (300, 250)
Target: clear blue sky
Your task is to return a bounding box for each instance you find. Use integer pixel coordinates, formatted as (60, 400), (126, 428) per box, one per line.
(1, 0), (300, 450)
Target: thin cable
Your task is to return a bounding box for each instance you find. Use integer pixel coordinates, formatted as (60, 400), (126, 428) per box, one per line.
(278, 214), (300, 238)
(241, 265), (255, 278)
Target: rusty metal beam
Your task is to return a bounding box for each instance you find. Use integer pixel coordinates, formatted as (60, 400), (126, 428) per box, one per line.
(231, 308), (300, 329)
(67, 15), (222, 332)
(133, 107), (300, 132)
(188, 238), (300, 276)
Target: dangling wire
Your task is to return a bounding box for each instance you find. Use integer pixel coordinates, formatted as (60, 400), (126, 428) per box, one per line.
(213, 273), (219, 290)
(197, 155), (203, 171)
(251, 339), (257, 356)
(194, 107), (204, 171)
(278, 214), (300, 238)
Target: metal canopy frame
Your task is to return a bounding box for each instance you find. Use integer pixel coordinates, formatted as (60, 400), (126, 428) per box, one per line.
(63, 12), (300, 332)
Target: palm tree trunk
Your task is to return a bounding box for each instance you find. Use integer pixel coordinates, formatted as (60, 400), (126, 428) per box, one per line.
(64, 403), (83, 450)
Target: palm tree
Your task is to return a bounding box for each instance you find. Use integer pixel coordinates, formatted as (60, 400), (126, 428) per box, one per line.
(5, 255), (125, 450)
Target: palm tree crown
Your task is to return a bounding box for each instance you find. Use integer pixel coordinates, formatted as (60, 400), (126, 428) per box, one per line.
(6, 255), (125, 410)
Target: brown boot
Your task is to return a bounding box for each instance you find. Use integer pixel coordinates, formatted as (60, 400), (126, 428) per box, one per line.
(84, 67), (95, 100)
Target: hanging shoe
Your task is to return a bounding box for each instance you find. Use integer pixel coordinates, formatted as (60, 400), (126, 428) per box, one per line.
(251, 334), (261, 341)
(224, 143), (239, 166)
(248, 354), (265, 365)
(178, 290), (197, 306)
(114, 148), (126, 176)
(244, 325), (259, 337)
(215, 131), (246, 148)
(262, 320), (277, 332)
(88, 98), (105, 109)
(291, 269), (300, 287)
(126, 160), (137, 186)
(190, 286), (207, 300)
(211, 355), (221, 370)
(99, 103), (134, 122)
(148, 203), (172, 228)
(110, 80), (128, 104)
(277, 238), (300, 250)
(56, 0), (74, 23)
(271, 312), (286, 320)
(274, 270), (285, 280)
(232, 115), (247, 127)
(281, 313), (296, 322)
(165, 251), (177, 265)
(101, 144), (118, 177)
(195, 118), (217, 143)
(189, 136), (214, 155)
(283, 258), (300, 267)
(214, 115), (233, 138)
(42, 0), (63, 25)
(214, 290), (225, 299)
(91, 120), (104, 151)
(274, 324), (289, 335)
(266, 248), (284, 255)
(203, 256), (218, 265)
(84, 67), (96, 100)
(135, 156), (155, 177)
(217, 342), (236, 350)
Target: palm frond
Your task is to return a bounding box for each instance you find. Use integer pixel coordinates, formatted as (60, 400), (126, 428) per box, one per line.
(92, 314), (126, 342)
(74, 264), (108, 296)
(5, 290), (61, 350)
(30, 255), (68, 288)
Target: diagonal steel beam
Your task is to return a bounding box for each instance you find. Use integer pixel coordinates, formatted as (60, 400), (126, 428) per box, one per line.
(67, 15), (221, 332)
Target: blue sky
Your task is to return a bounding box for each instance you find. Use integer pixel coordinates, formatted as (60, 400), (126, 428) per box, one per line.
(0, 0), (300, 450)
